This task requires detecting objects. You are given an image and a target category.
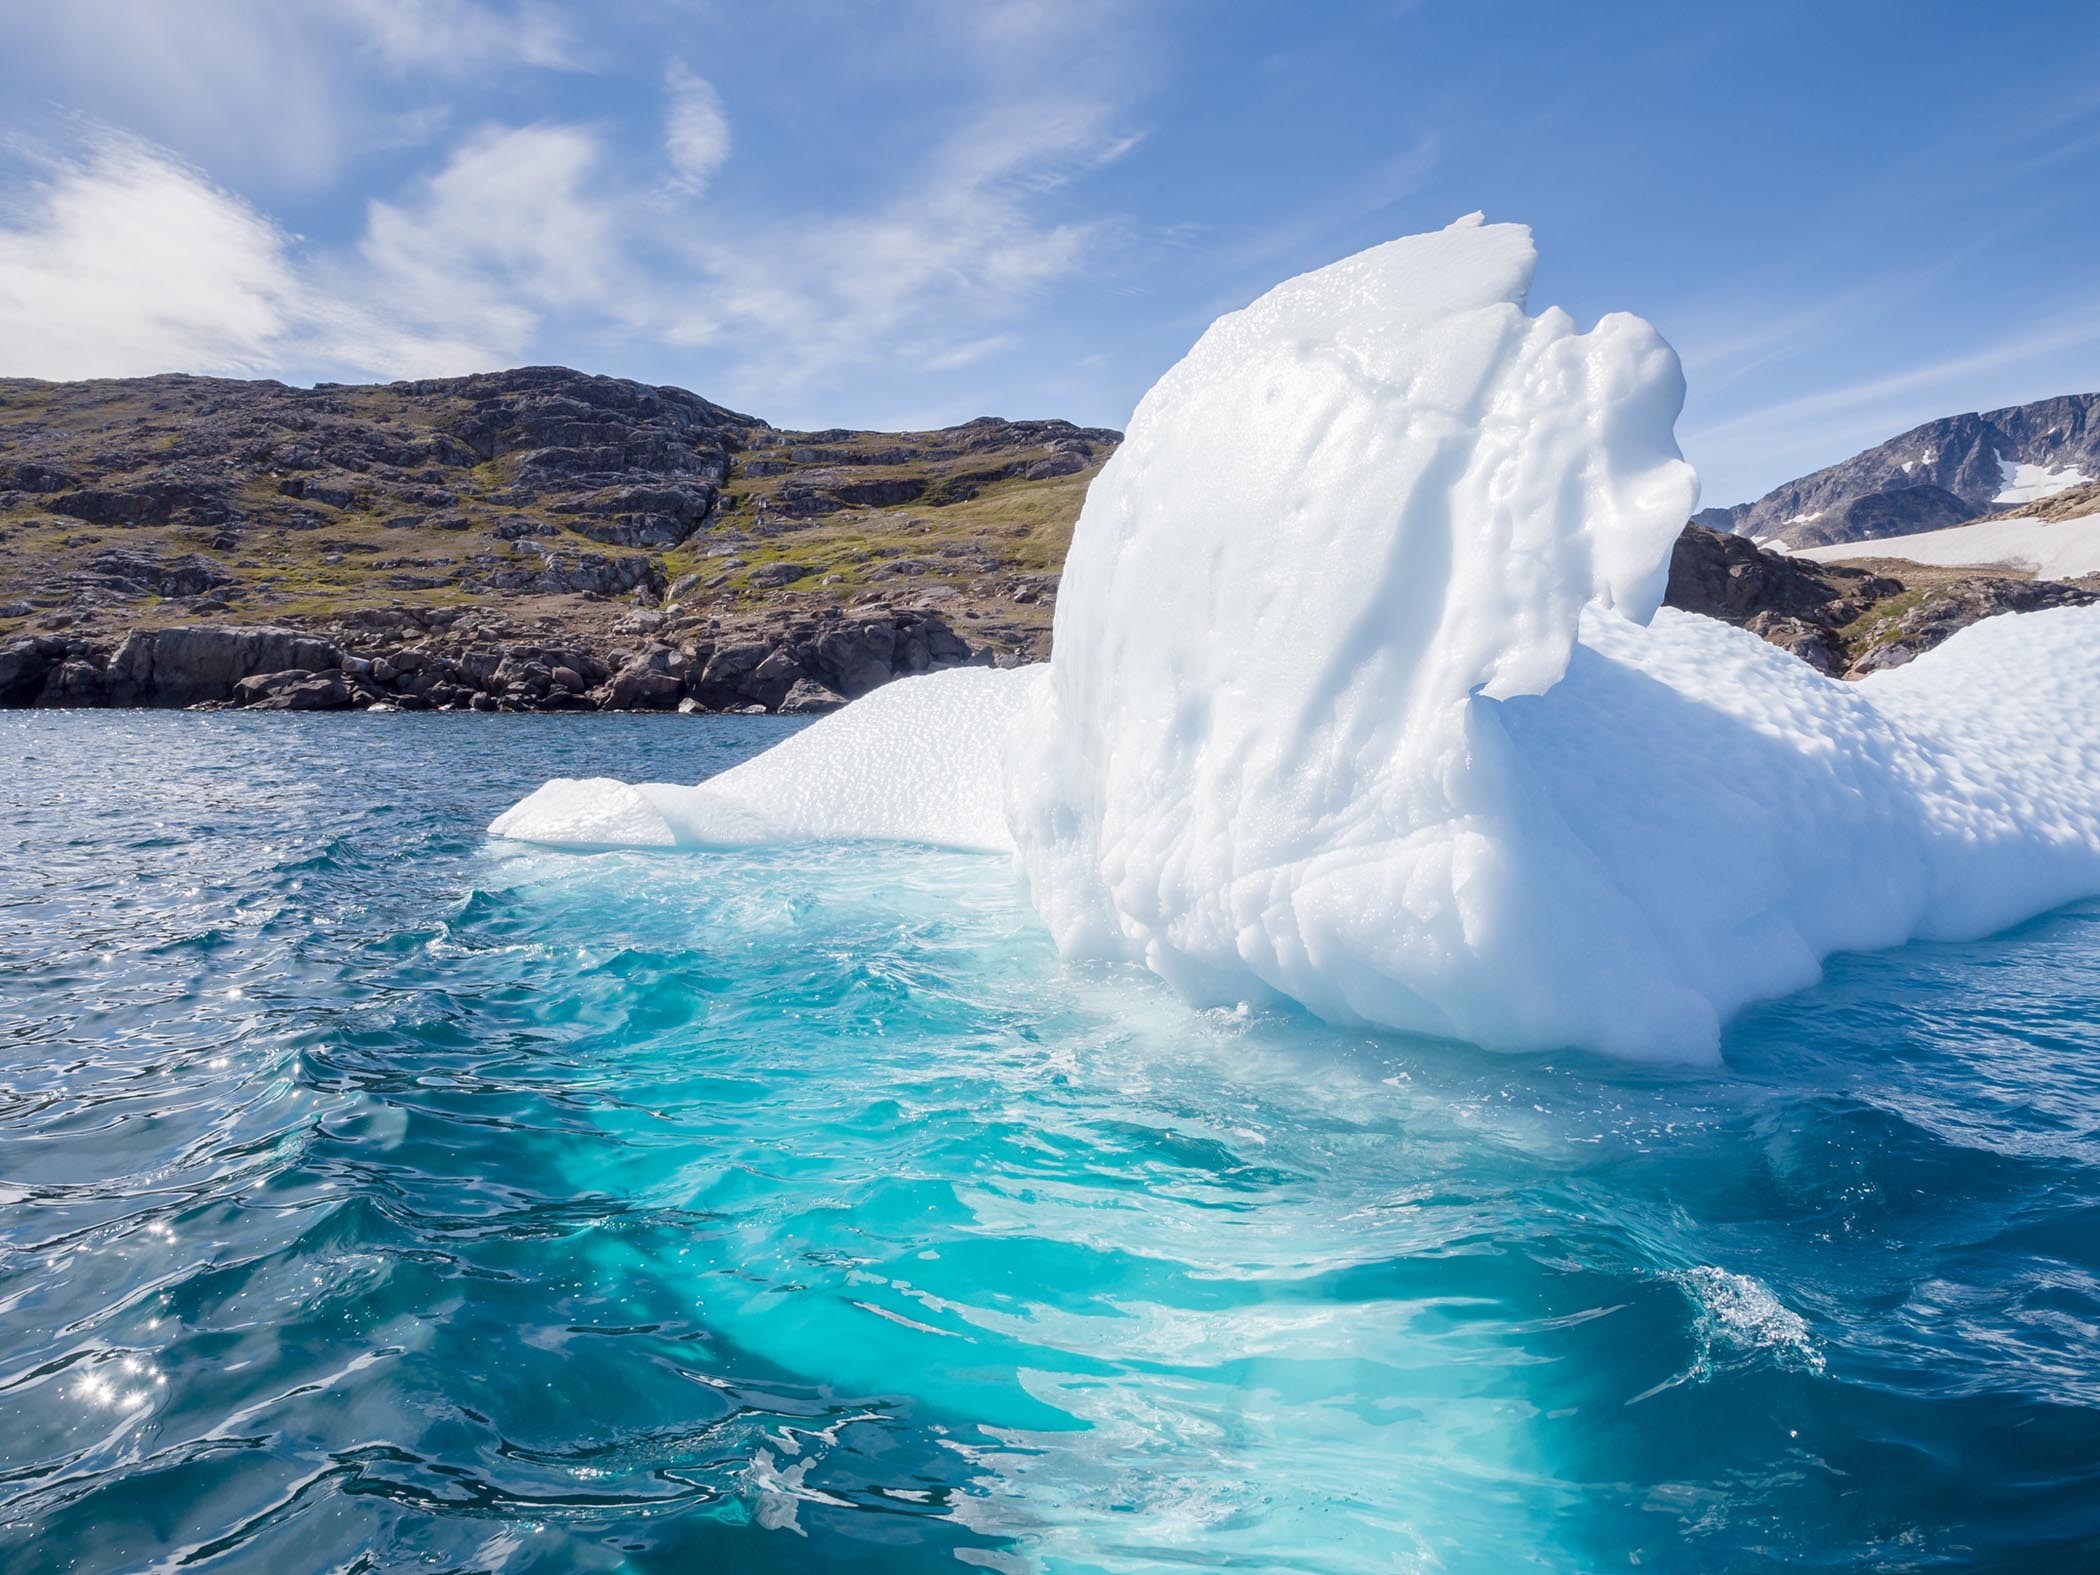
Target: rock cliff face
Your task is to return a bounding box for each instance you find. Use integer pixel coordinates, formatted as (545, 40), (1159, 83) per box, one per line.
(1697, 392), (2100, 549)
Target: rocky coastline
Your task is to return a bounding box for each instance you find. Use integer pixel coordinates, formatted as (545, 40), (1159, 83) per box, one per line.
(0, 601), (988, 714)
(7, 523), (2097, 714)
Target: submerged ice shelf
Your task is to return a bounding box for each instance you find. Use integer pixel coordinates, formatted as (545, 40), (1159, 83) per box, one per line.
(493, 215), (2100, 1063)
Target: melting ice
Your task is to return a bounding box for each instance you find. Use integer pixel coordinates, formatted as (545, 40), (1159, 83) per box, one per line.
(493, 215), (2100, 1062)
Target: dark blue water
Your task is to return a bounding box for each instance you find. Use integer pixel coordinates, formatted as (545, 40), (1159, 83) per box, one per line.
(2, 712), (2097, 1573)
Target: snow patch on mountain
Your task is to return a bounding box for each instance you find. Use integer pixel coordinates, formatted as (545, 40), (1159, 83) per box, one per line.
(1995, 458), (2090, 506)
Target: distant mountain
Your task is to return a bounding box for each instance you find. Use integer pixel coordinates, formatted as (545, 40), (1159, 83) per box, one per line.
(1696, 392), (2100, 549)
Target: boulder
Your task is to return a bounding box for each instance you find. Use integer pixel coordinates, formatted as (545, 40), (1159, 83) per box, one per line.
(813, 621), (896, 696)
(240, 672), (353, 710)
(232, 668), (315, 704)
(1744, 612), (1842, 675)
(605, 663), (684, 710)
(699, 642), (770, 688)
(0, 636), (63, 705)
(743, 647), (806, 710)
(38, 658), (110, 707)
(779, 678), (845, 715)
(105, 625), (343, 707)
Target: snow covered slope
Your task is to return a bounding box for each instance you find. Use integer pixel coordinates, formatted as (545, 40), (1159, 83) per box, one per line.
(496, 217), (2100, 1065)
(1794, 510), (2100, 579)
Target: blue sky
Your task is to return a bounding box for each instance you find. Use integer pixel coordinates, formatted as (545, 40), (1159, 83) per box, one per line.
(0, 0), (2095, 504)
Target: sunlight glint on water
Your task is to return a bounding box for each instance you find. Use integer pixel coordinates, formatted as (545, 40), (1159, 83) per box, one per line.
(1, 711), (2097, 1573)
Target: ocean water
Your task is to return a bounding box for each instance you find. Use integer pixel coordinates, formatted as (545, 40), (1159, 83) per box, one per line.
(3, 712), (2098, 1574)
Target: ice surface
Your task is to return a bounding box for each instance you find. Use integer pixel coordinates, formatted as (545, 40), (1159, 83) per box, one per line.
(491, 666), (1036, 852)
(1794, 508), (2100, 579)
(494, 215), (2100, 1063)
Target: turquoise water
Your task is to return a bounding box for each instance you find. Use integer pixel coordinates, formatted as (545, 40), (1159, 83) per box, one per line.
(3, 713), (2098, 1573)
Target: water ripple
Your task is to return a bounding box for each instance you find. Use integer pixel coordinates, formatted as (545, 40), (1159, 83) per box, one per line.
(1, 711), (2097, 1572)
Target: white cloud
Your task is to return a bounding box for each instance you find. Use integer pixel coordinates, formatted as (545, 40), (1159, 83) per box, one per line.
(0, 136), (547, 383)
(356, 123), (636, 356)
(335, 0), (576, 72)
(0, 125), (665, 386)
(664, 61), (730, 195)
(0, 71), (1141, 405)
(0, 140), (305, 379)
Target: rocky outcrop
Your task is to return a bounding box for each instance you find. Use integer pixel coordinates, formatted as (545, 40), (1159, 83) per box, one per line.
(0, 604), (979, 714)
(104, 625), (344, 706)
(1661, 523), (2100, 676)
(1848, 577), (2100, 674)
(1666, 524), (1900, 624)
(1663, 525), (1900, 673)
(11, 367), (2093, 709)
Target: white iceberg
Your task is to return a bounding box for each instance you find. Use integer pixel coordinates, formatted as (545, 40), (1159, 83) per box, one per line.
(493, 215), (2100, 1063)
(490, 664), (1040, 853)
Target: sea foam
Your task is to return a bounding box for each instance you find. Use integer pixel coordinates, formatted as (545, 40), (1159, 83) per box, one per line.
(493, 215), (2100, 1062)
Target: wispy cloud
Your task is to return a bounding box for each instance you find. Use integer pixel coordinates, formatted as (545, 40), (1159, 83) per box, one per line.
(0, 2), (355, 186)
(335, 0), (577, 72)
(684, 95), (1137, 391)
(1687, 316), (2100, 447)
(0, 0), (1155, 410)
(0, 86), (1139, 396)
(0, 138), (308, 379)
(0, 0), (585, 201)
(355, 122), (639, 359)
(663, 60), (730, 195)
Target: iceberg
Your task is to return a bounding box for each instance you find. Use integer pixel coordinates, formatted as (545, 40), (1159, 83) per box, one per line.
(491, 665), (1040, 853)
(494, 215), (2100, 1063)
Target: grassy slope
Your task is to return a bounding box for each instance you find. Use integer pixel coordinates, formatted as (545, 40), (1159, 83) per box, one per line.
(0, 376), (1110, 655)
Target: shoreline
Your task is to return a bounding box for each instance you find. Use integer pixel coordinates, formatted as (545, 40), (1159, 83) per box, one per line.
(0, 602), (1003, 715)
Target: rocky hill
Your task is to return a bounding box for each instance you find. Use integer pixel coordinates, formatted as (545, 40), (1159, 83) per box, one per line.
(0, 367), (1116, 711)
(1696, 392), (2100, 549)
(1, 368), (2092, 712)
(0, 369), (1110, 623)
